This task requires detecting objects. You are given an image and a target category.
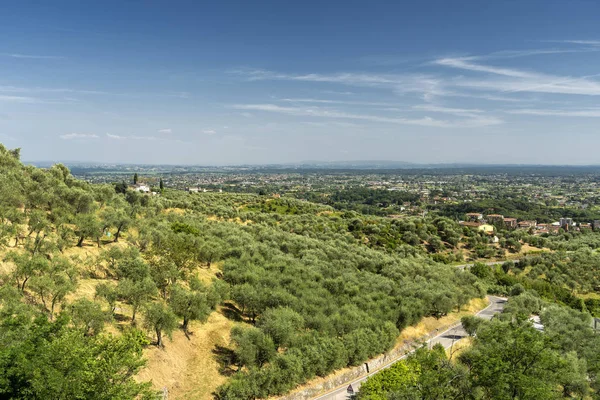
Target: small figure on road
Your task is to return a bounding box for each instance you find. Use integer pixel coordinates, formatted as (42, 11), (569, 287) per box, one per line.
(347, 385), (354, 394)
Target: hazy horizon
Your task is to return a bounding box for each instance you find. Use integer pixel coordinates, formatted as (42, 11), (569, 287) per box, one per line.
(22, 158), (600, 168)
(3, 1), (600, 165)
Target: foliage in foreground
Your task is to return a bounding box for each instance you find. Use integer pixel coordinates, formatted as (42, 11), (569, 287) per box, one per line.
(359, 292), (600, 400)
(0, 287), (155, 399)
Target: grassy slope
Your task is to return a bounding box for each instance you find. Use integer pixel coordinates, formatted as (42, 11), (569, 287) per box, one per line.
(136, 311), (235, 399)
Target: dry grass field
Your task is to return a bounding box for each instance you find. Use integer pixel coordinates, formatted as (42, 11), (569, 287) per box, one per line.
(397, 297), (488, 343)
(137, 310), (237, 400)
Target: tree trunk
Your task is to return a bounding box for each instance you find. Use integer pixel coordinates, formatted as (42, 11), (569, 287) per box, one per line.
(40, 292), (48, 311)
(114, 224), (123, 242)
(156, 328), (163, 347)
(183, 318), (190, 339)
(32, 232), (44, 256)
(20, 277), (29, 292)
(77, 235), (85, 247)
(131, 306), (137, 324)
(51, 297), (58, 319)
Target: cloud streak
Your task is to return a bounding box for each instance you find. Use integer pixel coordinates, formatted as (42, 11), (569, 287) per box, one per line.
(105, 133), (187, 143)
(231, 104), (502, 128)
(280, 98), (409, 107)
(0, 94), (42, 103)
(233, 69), (451, 101)
(412, 104), (484, 118)
(0, 85), (114, 96)
(236, 42), (600, 105)
(60, 133), (99, 140)
(106, 133), (125, 139)
(507, 108), (600, 117)
(435, 57), (536, 78)
(544, 40), (600, 46)
(2, 53), (65, 59)
(436, 57), (600, 96)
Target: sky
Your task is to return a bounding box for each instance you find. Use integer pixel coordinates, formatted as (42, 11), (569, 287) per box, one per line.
(2, 0), (600, 165)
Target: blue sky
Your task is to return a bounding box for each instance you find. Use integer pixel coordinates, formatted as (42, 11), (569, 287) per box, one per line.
(2, 0), (600, 165)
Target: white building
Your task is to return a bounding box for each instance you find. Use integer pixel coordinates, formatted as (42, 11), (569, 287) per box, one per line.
(133, 184), (151, 193)
(560, 217), (574, 228)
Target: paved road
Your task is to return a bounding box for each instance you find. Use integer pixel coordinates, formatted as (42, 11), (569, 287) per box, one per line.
(312, 296), (507, 400)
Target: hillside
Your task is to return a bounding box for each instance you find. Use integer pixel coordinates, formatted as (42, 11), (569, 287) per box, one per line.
(0, 144), (491, 399)
(5, 142), (600, 399)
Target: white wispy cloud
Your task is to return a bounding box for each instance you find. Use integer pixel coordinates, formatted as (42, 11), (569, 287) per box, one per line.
(60, 133), (99, 140)
(507, 108), (600, 117)
(0, 94), (41, 103)
(468, 48), (600, 61)
(132, 135), (159, 141)
(105, 133), (154, 140)
(104, 133), (186, 143)
(412, 104), (483, 117)
(435, 57), (536, 78)
(232, 69), (449, 101)
(238, 45), (600, 108)
(134, 135), (188, 143)
(302, 121), (361, 128)
(3, 53), (65, 59)
(544, 40), (600, 46)
(231, 104), (502, 128)
(455, 75), (600, 96)
(106, 133), (126, 139)
(282, 98), (347, 104)
(157, 128), (172, 134)
(166, 91), (190, 99)
(436, 57), (600, 96)
(322, 90), (354, 95)
(450, 93), (527, 103)
(233, 68), (404, 87)
(202, 129), (217, 135)
(0, 85), (113, 95)
(1, 84), (193, 100)
(281, 98), (407, 107)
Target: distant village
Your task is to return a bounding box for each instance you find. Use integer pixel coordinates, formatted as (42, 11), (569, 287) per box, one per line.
(458, 212), (600, 235)
(184, 186), (222, 193)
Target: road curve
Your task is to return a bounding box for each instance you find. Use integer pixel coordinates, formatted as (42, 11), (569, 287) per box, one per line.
(312, 296), (507, 400)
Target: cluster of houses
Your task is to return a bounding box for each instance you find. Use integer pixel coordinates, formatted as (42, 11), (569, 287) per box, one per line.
(459, 213), (600, 235)
(185, 187), (222, 193)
